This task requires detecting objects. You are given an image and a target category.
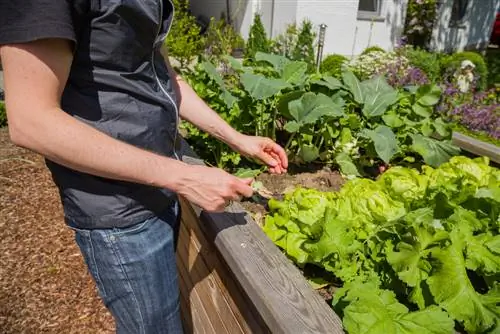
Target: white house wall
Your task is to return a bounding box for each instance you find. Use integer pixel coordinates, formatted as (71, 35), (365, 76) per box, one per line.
(189, 0), (408, 57)
(430, 0), (500, 53)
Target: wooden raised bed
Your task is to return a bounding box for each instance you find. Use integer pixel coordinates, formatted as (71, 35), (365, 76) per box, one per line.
(452, 131), (500, 164)
(176, 139), (344, 334)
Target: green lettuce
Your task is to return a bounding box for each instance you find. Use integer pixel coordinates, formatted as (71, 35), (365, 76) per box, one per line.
(263, 156), (500, 333)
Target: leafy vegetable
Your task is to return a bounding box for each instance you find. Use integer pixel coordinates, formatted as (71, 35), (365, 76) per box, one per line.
(263, 156), (500, 333)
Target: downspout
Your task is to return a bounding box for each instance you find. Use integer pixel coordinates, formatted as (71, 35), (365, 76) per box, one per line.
(226, 0), (232, 25)
(270, 0), (275, 38)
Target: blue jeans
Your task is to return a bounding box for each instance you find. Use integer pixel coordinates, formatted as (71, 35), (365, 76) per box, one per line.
(69, 201), (184, 334)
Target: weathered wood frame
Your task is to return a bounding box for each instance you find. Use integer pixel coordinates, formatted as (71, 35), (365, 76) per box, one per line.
(177, 140), (344, 334)
(452, 132), (500, 164)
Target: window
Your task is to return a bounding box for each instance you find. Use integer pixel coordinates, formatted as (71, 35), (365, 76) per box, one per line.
(357, 0), (383, 21)
(358, 0), (380, 13)
(450, 0), (469, 24)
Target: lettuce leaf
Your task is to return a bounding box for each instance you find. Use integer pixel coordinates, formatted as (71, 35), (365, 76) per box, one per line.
(427, 236), (500, 333)
(335, 280), (454, 334)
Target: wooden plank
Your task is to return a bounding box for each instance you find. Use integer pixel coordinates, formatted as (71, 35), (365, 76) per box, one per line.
(180, 200), (270, 333)
(176, 245), (217, 334)
(452, 131), (500, 164)
(178, 139), (345, 334)
(177, 221), (244, 334)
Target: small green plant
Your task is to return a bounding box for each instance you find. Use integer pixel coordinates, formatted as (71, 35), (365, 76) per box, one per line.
(401, 46), (443, 82)
(245, 13), (270, 61)
(441, 51), (488, 91)
(361, 46), (385, 55)
(0, 101), (6, 127)
(166, 0), (205, 69)
(319, 54), (348, 78)
(204, 16), (246, 61)
(292, 19), (316, 71)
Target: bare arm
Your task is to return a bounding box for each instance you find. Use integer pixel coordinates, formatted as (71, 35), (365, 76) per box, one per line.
(1, 38), (253, 211)
(161, 46), (288, 173)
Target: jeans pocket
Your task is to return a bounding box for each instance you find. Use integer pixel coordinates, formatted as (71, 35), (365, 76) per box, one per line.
(109, 215), (157, 237)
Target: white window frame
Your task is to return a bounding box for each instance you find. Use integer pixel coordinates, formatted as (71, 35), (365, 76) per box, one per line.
(357, 0), (384, 21)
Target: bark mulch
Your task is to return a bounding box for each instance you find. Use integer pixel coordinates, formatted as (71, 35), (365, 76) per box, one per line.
(0, 128), (114, 333)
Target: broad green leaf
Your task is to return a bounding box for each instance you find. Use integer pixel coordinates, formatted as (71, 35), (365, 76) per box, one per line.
(223, 55), (243, 71)
(201, 61), (225, 87)
(421, 122), (434, 137)
(298, 144), (319, 162)
(241, 73), (290, 100)
(362, 125), (399, 164)
(382, 111), (404, 128)
(340, 281), (455, 334)
(410, 134), (460, 167)
(387, 223), (448, 287)
(361, 75), (396, 96)
(342, 70), (364, 104)
(434, 118), (450, 137)
(465, 234), (500, 274)
(335, 152), (361, 176)
(312, 76), (343, 91)
(360, 76), (399, 118)
(255, 52), (290, 73)
(277, 90), (306, 120)
(284, 121), (300, 133)
(412, 103), (432, 118)
(282, 61), (308, 84)
(220, 90), (237, 108)
(428, 241), (500, 333)
(362, 90), (399, 118)
(289, 92), (344, 125)
(417, 84), (441, 106)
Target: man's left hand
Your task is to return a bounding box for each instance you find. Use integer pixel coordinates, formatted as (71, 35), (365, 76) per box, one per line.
(234, 135), (288, 174)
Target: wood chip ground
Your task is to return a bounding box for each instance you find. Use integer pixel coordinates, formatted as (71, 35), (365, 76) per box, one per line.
(0, 128), (114, 333)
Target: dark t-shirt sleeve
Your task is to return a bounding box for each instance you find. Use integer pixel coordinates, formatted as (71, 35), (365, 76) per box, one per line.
(0, 0), (76, 45)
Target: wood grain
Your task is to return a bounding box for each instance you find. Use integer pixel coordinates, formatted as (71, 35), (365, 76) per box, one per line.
(452, 132), (500, 164)
(179, 201), (269, 333)
(178, 139), (345, 334)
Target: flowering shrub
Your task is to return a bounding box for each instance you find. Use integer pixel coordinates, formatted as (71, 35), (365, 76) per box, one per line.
(382, 64), (430, 88)
(403, 0), (438, 48)
(438, 84), (500, 140)
(346, 51), (410, 80)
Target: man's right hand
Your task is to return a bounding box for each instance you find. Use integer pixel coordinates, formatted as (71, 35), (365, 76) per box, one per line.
(176, 165), (254, 212)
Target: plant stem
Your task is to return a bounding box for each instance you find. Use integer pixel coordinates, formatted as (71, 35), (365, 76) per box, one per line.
(285, 132), (296, 151)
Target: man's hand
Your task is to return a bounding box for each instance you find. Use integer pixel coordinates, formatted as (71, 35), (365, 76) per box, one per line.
(233, 135), (288, 174)
(176, 165), (254, 212)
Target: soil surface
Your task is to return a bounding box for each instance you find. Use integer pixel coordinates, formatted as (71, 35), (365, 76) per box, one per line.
(240, 167), (345, 226)
(0, 128), (114, 333)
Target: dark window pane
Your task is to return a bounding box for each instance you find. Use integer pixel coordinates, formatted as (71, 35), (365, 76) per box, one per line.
(451, 0), (469, 21)
(358, 0), (378, 12)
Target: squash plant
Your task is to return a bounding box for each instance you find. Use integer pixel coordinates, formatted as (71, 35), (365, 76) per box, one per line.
(181, 52), (460, 176)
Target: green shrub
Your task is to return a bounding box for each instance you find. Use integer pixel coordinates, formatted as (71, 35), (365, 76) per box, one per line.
(292, 19), (316, 70)
(166, 0), (205, 69)
(204, 16), (245, 61)
(319, 54), (348, 78)
(402, 47), (443, 82)
(441, 51), (488, 91)
(361, 46), (385, 55)
(270, 23), (298, 59)
(0, 101), (6, 127)
(245, 14), (270, 61)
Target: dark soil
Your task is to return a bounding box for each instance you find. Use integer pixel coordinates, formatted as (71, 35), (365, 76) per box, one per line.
(240, 167), (345, 226)
(0, 128), (114, 333)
